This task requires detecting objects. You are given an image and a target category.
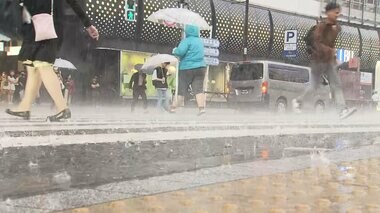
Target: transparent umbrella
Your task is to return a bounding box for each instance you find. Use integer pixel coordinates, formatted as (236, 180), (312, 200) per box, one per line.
(54, 58), (77, 70)
(147, 8), (210, 105)
(0, 33), (10, 42)
(142, 54), (178, 74)
(147, 8), (211, 30)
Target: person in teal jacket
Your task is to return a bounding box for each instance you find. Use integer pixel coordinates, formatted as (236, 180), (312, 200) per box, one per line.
(173, 25), (207, 115)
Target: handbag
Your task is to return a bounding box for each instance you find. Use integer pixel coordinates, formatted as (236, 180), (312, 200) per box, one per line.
(31, 0), (57, 42)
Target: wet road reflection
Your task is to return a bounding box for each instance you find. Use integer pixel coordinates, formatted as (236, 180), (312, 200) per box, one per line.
(63, 158), (380, 213)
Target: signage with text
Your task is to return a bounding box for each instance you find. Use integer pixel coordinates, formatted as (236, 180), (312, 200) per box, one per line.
(283, 30), (297, 58)
(201, 38), (220, 48)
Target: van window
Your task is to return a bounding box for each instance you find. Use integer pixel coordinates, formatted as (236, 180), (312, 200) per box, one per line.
(230, 63), (263, 81)
(268, 64), (309, 83)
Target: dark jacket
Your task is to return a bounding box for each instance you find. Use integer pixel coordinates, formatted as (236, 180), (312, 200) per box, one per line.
(312, 21), (341, 63)
(129, 72), (147, 90)
(152, 67), (168, 89)
(22, 0), (91, 44)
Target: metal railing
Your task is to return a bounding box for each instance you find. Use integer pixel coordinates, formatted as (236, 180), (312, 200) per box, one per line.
(318, 0), (380, 26)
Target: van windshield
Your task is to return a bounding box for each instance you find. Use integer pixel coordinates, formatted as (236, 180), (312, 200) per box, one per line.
(230, 63), (263, 81)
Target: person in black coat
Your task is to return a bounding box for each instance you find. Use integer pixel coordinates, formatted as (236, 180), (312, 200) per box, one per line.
(6, 0), (99, 121)
(129, 69), (148, 112)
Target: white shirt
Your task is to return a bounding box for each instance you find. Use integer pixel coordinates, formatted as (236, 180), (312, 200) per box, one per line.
(152, 69), (158, 81)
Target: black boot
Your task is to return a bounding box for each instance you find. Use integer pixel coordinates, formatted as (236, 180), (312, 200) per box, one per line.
(5, 109), (30, 120)
(47, 109), (71, 122)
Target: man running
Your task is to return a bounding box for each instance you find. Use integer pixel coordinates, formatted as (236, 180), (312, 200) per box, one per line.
(293, 2), (356, 119)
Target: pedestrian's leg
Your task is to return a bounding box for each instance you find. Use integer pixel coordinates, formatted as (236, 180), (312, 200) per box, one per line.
(164, 89), (170, 111)
(141, 89), (148, 110)
(191, 69), (206, 110)
(173, 71), (190, 109)
(326, 63), (346, 110)
(8, 90), (14, 104)
(37, 64), (68, 112)
(131, 89), (138, 112)
(64, 89), (69, 105)
(156, 89), (163, 110)
(12, 65), (42, 111)
(296, 62), (321, 104)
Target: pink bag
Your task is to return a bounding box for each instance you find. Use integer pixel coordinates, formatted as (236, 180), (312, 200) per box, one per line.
(32, 0), (57, 42)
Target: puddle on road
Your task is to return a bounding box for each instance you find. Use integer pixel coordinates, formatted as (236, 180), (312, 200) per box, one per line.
(63, 158), (380, 213)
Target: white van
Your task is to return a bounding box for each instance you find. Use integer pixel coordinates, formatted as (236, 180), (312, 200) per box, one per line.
(228, 60), (331, 112)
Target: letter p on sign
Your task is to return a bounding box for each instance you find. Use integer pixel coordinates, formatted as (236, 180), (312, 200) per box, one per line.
(284, 30), (298, 44)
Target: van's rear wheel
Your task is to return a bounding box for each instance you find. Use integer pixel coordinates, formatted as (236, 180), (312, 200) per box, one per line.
(276, 98), (288, 113)
(315, 101), (325, 113)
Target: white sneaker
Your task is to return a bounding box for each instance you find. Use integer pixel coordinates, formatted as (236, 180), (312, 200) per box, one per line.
(292, 99), (302, 114)
(197, 108), (206, 116)
(339, 107), (357, 120)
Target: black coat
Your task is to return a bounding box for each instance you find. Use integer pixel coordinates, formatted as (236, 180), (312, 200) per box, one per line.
(129, 72), (147, 90)
(22, 0), (91, 45)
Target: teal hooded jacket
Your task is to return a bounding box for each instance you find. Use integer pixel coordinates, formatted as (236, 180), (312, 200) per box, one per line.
(173, 25), (206, 71)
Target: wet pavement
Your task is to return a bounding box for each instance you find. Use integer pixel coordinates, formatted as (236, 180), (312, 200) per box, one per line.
(0, 106), (380, 212)
(1, 145), (380, 213)
(61, 158), (380, 213)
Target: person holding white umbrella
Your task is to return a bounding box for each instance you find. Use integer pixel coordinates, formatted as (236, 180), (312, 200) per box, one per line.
(152, 62), (171, 112)
(172, 25), (207, 115)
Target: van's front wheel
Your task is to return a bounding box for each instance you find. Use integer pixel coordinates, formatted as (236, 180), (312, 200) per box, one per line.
(276, 98), (288, 113)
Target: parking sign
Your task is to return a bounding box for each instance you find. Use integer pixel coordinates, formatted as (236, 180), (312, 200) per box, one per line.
(283, 30), (297, 58)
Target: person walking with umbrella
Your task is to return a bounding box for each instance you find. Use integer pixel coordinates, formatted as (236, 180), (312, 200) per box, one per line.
(172, 25), (207, 115)
(152, 62), (171, 112)
(5, 0), (99, 121)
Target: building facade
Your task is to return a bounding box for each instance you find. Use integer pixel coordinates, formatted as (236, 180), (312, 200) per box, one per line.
(87, 0), (380, 71)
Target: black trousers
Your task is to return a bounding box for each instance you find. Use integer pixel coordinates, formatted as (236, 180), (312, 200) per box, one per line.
(132, 87), (147, 111)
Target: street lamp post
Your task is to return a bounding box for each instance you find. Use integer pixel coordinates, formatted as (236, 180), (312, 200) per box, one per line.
(243, 0), (249, 61)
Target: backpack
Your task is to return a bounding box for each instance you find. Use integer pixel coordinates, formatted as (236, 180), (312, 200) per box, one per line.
(304, 25), (317, 54)
(0, 0), (23, 38)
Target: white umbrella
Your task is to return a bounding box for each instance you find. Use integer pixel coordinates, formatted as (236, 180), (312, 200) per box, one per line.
(142, 54), (178, 71)
(0, 33), (11, 42)
(54, 58), (76, 70)
(147, 8), (211, 30)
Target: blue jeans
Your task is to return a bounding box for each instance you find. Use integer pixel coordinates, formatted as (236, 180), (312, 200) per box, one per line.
(156, 88), (170, 110)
